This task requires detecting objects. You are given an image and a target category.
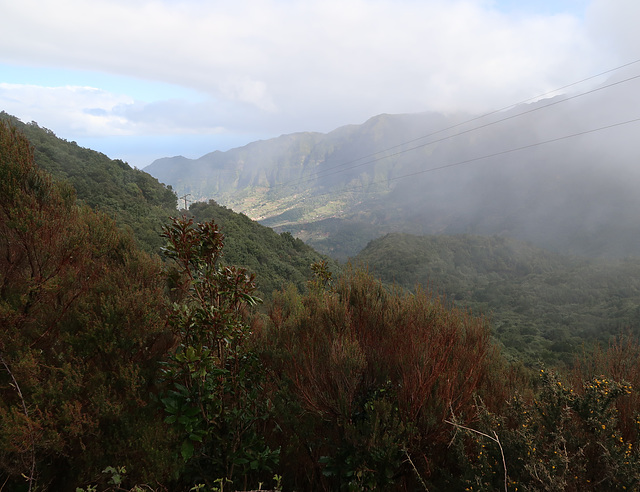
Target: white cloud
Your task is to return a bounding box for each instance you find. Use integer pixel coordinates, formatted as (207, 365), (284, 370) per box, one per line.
(585, 0), (640, 62)
(0, 83), (134, 136)
(218, 77), (277, 112)
(0, 0), (636, 156)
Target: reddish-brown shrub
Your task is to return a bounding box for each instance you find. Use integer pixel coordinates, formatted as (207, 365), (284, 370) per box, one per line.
(0, 121), (175, 490)
(260, 266), (497, 488)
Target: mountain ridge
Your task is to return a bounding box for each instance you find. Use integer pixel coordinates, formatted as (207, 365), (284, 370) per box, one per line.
(145, 85), (640, 260)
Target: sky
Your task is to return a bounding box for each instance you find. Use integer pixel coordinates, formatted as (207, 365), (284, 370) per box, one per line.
(0, 0), (637, 168)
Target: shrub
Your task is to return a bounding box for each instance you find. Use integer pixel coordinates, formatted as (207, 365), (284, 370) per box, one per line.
(0, 121), (175, 490)
(259, 265), (496, 490)
(160, 216), (279, 490)
(450, 363), (640, 491)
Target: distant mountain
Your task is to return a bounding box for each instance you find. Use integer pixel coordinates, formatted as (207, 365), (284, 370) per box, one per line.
(145, 73), (640, 260)
(354, 233), (640, 364)
(145, 112), (455, 253)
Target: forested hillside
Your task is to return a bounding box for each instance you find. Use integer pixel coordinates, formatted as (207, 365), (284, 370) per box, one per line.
(0, 112), (330, 300)
(355, 233), (640, 364)
(0, 111), (177, 253)
(186, 199), (337, 300)
(3, 119), (640, 491)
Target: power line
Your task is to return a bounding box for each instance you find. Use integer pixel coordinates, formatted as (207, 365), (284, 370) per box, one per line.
(275, 58), (640, 189)
(302, 75), (640, 183)
(287, 72), (640, 187)
(307, 116), (640, 200)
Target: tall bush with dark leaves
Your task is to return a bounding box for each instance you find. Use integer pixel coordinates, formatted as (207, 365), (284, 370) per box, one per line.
(160, 216), (279, 490)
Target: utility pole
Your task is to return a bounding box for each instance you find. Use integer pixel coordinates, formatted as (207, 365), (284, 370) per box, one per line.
(179, 193), (192, 211)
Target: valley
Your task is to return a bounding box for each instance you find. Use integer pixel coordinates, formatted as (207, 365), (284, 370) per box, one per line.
(3, 108), (640, 490)
(145, 80), (640, 260)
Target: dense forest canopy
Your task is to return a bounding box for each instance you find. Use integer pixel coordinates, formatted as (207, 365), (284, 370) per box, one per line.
(354, 233), (640, 365)
(0, 111), (178, 254)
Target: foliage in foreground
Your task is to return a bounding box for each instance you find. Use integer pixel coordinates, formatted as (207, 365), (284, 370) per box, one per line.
(258, 265), (498, 490)
(449, 344), (640, 491)
(0, 120), (176, 490)
(160, 216), (279, 490)
(2, 120), (640, 491)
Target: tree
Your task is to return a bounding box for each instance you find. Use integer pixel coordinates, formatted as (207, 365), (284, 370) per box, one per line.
(0, 121), (175, 490)
(160, 216), (279, 490)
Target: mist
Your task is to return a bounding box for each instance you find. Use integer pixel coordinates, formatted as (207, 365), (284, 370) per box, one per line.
(145, 69), (640, 259)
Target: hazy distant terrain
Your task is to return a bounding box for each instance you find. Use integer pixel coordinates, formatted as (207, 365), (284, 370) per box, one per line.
(146, 73), (640, 260)
(354, 233), (640, 363)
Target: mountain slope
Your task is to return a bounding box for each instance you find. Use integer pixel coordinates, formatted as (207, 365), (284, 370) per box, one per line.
(0, 112), (334, 299)
(354, 233), (640, 363)
(186, 199), (337, 300)
(145, 74), (640, 260)
(0, 111), (178, 253)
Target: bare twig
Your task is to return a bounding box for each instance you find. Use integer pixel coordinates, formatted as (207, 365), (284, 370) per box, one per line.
(445, 419), (508, 492)
(403, 448), (429, 491)
(0, 352), (35, 491)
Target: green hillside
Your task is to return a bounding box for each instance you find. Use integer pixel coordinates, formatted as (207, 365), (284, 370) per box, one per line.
(0, 111), (178, 254)
(4, 117), (640, 491)
(0, 111), (333, 300)
(186, 199), (337, 300)
(355, 233), (640, 364)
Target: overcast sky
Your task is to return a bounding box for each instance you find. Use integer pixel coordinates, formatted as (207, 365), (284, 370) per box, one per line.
(0, 0), (637, 168)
